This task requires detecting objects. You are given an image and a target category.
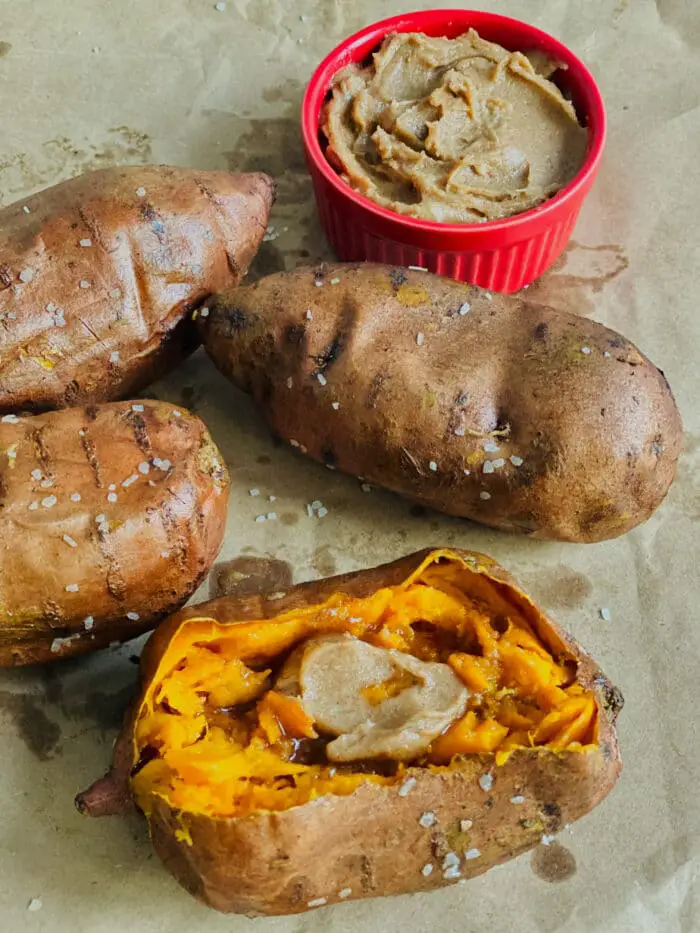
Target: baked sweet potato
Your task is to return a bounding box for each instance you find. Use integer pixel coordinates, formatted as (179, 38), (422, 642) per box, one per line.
(77, 548), (622, 916)
(201, 262), (682, 542)
(0, 400), (229, 665)
(0, 165), (274, 414)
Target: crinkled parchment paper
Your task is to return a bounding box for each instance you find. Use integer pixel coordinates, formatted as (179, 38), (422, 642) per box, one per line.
(0, 1), (698, 930)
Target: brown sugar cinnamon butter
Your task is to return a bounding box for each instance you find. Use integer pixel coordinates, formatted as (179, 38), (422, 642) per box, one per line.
(322, 29), (588, 224)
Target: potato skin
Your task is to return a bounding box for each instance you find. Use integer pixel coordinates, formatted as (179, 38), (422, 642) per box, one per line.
(77, 548), (623, 916)
(0, 400), (229, 665)
(0, 165), (274, 414)
(202, 262), (682, 542)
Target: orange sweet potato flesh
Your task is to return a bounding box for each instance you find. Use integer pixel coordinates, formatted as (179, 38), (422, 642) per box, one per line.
(0, 165), (274, 414)
(77, 548), (623, 916)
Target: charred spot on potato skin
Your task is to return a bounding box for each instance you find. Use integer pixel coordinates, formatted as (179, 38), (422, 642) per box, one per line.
(389, 268), (408, 291)
(651, 434), (664, 457)
(221, 305), (253, 335)
(594, 674), (625, 720)
(285, 322), (306, 346)
(85, 405), (99, 423)
(63, 380), (81, 406)
(0, 265), (13, 288)
(533, 322), (549, 341)
(313, 332), (344, 374)
(322, 447), (337, 467)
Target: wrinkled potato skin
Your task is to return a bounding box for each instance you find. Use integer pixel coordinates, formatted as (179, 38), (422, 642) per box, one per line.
(202, 262), (682, 542)
(0, 165), (274, 414)
(77, 548), (623, 916)
(0, 400), (229, 665)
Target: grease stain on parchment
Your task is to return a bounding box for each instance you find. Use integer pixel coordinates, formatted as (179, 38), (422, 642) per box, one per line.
(531, 842), (578, 882)
(523, 564), (593, 610)
(0, 691), (62, 760)
(209, 556), (294, 599)
(0, 126), (152, 206)
(523, 241), (629, 317)
(312, 544), (338, 578)
(0, 41), (12, 58)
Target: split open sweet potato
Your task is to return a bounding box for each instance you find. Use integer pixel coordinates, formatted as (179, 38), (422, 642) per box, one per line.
(77, 548), (622, 915)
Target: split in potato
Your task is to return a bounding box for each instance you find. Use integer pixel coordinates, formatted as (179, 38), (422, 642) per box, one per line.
(78, 548), (622, 915)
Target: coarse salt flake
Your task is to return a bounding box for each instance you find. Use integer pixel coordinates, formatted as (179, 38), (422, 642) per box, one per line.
(491, 458), (505, 469)
(27, 898), (42, 912)
(361, 483), (371, 493)
(266, 512), (278, 521)
(290, 439), (300, 448)
(41, 495), (57, 509)
(65, 583), (79, 592)
(408, 265), (428, 272)
(480, 491), (491, 500)
(330, 277), (341, 285)
(107, 493), (118, 503)
(307, 898), (327, 908)
(28, 501), (39, 510)
(126, 612), (140, 621)
(465, 848), (481, 860)
(421, 864), (434, 877)
(249, 488), (260, 497)
(600, 607), (612, 621)
(419, 812), (437, 829)
(305, 309), (313, 320)
(444, 866), (461, 880)
(478, 773), (494, 792)
(95, 514), (106, 523)
(23, 206), (31, 214)
(541, 834), (556, 846)
(416, 332), (425, 346)
(135, 187), (147, 197)
(84, 616), (94, 630)
(314, 280), (323, 287)
(286, 377), (293, 389)
(19, 268), (35, 283)
(79, 280), (91, 289)
(510, 455), (523, 467)
(331, 401), (340, 410)
(138, 462), (150, 475)
(255, 514), (266, 523)
(317, 506), (328, 518)
(122, 474), (139, 487)
(109, 351), (120, 363)
(161, 551), (170, 559)
(429, 460), (438, 471)
(459, 302), (471, 315)
(79, 238), (93, 247)
(460, 819), (473, 831)
(454, 427), (465, 437)
(510, 795), (525, 805)
(2, 414), (19, 423)
(31, 469), (43, 481)
(317, 373), (327, 386)
(483, 441), (500, 453)
(442, 852), (460, 870)
(338, 888), (352, 899)
(62, 534), (78, 548)
(483, 461), (495, 474)
(110, 289), (121, 298)
(200, 307), (210, 318)
(131, 404), (144, 412)
(581, 346), (592, 355)
(398, 777), (417, 797)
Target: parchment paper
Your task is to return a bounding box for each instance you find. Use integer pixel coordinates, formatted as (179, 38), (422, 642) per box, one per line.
(0, 1), (698, 931)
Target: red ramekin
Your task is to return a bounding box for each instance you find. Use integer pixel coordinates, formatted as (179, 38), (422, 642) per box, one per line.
(302, 10), (606, 292)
